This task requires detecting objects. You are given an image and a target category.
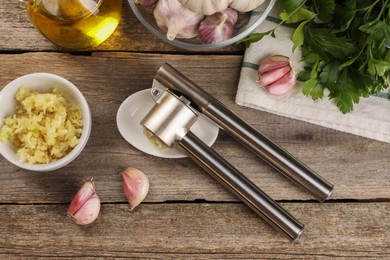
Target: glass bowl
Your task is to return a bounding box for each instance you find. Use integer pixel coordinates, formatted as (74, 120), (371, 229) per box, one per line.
(128, 0), (276, 51)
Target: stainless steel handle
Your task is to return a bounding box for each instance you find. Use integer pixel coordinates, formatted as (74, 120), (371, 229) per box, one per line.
(156, 63), (333, 202)
(178, 131), (304, 240)
(204, 102), (334, 202)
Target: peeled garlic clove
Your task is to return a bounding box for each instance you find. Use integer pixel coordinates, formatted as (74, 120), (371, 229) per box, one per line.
(154, 0), (205, 40)
(177, 0), (232, 15)
(229, 0), (265, 12)
(135, 0), (159, 5)
(258, 55), (296, 96)
(198, 8), (238, 44)
(121, 167), (150, 210)
(67, 179), (101, 225)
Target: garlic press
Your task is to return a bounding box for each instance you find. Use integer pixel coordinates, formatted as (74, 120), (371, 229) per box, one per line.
(140, 63), (334, 240)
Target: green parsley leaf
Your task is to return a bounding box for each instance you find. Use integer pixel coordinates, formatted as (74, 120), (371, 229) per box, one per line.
(302, 78), (324, 100)
(277, 0), (306, 13)
(368, 58), (390, 77)
(303, 27), (356, 60)
(319, 62), (340, 86)
(301, 47), (321, 65)
(298, 69), (311, 81)
(314, 0), (335, 23)
(238, 30), (275, 47)
(280, 7), (316, 23)
(334, 70), (361, 114)
(291, 19), (312, 52)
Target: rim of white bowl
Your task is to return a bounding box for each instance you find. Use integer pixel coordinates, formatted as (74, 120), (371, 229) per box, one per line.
(128, 0), (277, 51)
(0, 73), (92, 172)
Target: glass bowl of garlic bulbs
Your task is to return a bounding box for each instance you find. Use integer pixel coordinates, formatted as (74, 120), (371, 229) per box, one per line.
(128, 0), (276, 50)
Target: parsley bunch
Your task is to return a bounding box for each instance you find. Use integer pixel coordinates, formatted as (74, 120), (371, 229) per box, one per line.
(242, 0), (390, 113)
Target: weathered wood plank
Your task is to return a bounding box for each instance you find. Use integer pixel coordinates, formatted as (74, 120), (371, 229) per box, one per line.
(0, 1), (244, 53)
(0, 52), (389, 204)
(0, 203), (389, 258)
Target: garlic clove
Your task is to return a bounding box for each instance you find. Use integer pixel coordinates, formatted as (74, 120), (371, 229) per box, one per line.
(177, 0), (233, 15)
(121, 167), (150, 211)
(258, 65), (291, 87)
(71, 193), (101, 225)
(135, 0), (159, 6)
(154, 0), (205, 41)
(258, 55), (290, 74)
(265, 71), (297, 96)
(198, 8), (238, 44)
(257, 55), (297, 96)
(229, 0), (265, 12)
(67, 179), (101, 225)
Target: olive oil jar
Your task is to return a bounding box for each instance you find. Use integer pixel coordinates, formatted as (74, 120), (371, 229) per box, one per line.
(23, 0), (122, 49)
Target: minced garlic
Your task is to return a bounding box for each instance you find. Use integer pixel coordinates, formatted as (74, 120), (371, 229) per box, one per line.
(0, 87), (83, 164)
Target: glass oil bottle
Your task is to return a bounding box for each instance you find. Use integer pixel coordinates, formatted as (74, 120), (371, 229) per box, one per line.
(23, 0), (122, 49)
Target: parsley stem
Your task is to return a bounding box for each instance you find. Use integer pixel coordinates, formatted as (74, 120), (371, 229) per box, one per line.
(375, 0), (388, 21)
(274, 0), (309, 29)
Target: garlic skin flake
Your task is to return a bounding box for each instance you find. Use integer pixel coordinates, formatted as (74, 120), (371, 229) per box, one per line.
(154, 0), (205, 40)
(178, 0), (232, 15)
(198, 8), (238, 44)
(257, 55), (297, 96)
(229, 0), (265, 12)
(67, 179), (101, 225)
(121, 167), (150, 210)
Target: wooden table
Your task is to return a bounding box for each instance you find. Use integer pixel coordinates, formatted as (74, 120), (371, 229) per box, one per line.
(1, 1), (389, 258)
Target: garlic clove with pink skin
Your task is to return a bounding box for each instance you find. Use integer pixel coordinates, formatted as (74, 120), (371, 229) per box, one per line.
(258, 55), (297, 96)
(258, 65), (291, 87)
(121, 167), (150, 211)
(67, 179), (101, 225)
(265, 71), (297, 96)
(198, 8), (238, 44)
(135, 0), (159, 6)
(154, 0), (205, 41)
(258, 55), (291, 74)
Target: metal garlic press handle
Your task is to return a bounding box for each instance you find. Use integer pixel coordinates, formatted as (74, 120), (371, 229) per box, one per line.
(178, 131), (304, 240)
(155, 63), (334, 202)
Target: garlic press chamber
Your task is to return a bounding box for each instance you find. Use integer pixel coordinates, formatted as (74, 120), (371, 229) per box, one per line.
(154, 63), (334, 202)
(141, 83), (304, 240)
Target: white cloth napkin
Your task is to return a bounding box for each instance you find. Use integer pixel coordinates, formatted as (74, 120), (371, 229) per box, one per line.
(235, 9), (390, 143)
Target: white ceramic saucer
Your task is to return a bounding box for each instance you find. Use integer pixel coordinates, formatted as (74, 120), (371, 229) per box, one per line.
(116, 89), (220, 158)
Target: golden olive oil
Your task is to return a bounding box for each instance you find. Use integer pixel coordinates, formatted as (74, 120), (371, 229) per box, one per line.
(25, 0), (122, 49)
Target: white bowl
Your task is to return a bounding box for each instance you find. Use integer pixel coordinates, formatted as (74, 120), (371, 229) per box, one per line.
(0, 73), (92, 172)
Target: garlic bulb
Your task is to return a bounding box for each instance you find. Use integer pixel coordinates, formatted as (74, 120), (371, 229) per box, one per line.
(154, 0), (205, 40)
(229, 0), (265, 12)
(177, 0), (232, 15)
(257, 55), (296, 96)
(198, 8), (238, 44)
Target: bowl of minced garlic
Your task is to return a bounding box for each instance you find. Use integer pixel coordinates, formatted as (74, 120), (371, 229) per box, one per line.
(0, 73), (91, 171)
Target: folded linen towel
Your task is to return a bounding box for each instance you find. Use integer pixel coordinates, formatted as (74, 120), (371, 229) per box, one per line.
(235, 9), (390, 143)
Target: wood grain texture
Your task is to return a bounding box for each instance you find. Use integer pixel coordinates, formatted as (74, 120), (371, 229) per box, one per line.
(0, 52), (389, 204)
(0, 1), (244, 53)
(2, 1), (389, 257)
(0, 203), (389, 258)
